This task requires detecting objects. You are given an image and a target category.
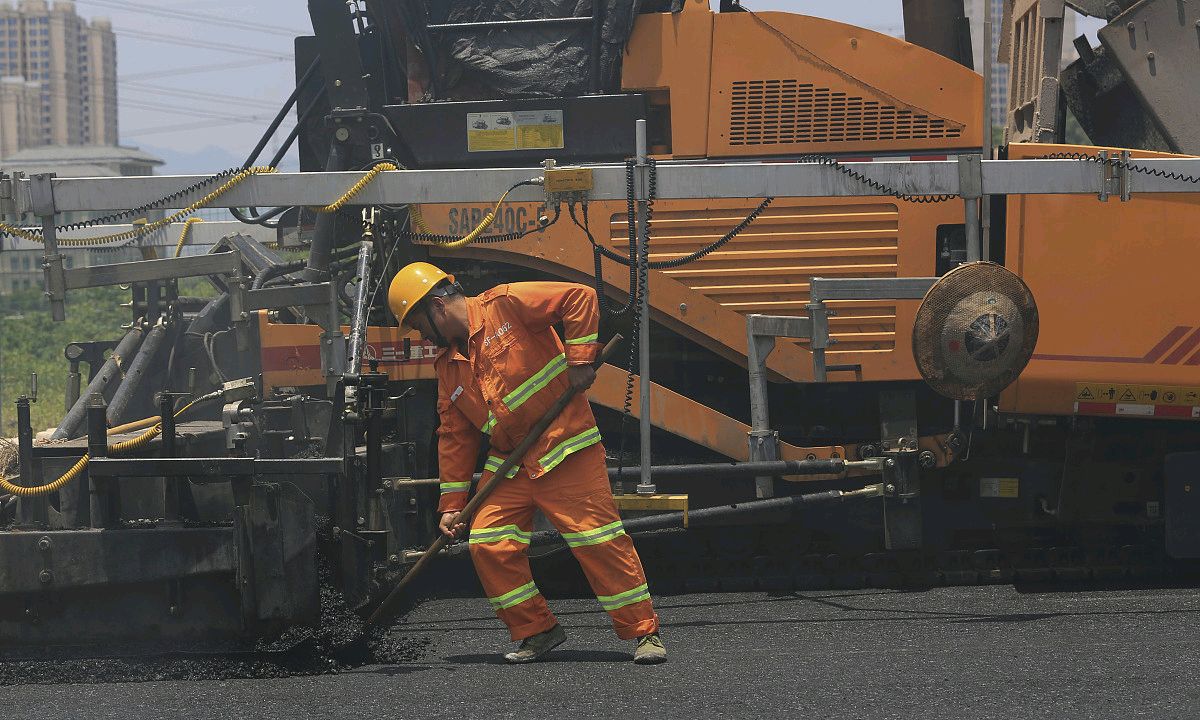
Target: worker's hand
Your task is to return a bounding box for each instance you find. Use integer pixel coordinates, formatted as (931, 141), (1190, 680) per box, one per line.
(568, 364), (597, 391)
(439, 511), (466, 539)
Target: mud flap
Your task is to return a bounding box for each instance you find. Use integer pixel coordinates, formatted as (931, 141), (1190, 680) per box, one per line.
(235, 483), (319, 633)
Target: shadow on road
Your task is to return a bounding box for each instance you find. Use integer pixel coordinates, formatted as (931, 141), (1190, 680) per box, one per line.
(444, 649), (630, 665)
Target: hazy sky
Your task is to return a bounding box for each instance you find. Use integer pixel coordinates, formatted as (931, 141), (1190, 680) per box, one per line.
(73, 1), (1092, 172)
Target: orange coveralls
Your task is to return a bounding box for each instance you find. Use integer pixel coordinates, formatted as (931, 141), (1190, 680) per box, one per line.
(434, 282), (659, 641)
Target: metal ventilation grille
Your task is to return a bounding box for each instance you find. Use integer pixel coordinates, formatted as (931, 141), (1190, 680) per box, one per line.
(609, 201), (902, 353)
(728, 79), (964, 145)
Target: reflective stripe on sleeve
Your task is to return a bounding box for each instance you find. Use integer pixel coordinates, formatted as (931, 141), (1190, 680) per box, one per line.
(560, 519), (626, 548)
(488, 580), (540, 610)
(537, 426), (602, 474)
(565, 333), (598, 345)
(483, 455), (519, 479)
(469, 524), (532, 545)
(481, 412), (496, 435)
(597, 582), (651, 612)
(440, 481), (471, 494)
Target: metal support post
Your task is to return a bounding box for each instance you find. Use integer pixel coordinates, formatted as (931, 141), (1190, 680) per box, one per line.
(304, 143), (347, 281)
(66, 359), (81, 414)
(958, 155), (983, 262)
(158, 391), (183, 521)
(14, 393), (46, 527)
(634, 119), (654, 495)
(227, 259), (250, 352)
(745, 314), (813, 498)
(981, 0), (993, 261)
(29, 174), (66, 321)
(321, 278), (347, 397)
(87, 394), (118, 528)
(807, 298), (831, 383)
(808, 277), (938, 381)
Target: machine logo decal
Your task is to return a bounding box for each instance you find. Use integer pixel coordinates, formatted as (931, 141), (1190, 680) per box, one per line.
(1033, 326), (1196, 364)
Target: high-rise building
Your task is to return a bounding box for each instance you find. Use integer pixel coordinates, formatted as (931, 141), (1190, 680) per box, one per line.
(964, 0), (1077, 129)
(0, 0), (117, 152)
(0, 76), (39, 156)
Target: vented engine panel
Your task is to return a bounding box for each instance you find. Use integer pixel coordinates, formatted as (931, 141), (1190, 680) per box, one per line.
(728, 79), (965, 147)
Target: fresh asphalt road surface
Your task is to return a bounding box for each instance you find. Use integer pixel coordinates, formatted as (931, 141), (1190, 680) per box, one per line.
(7, 584), (1200, 719)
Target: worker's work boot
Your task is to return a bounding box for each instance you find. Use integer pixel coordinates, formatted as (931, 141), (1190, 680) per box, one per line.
(633, 632), (667, 664)
(504, 624), (566, 664)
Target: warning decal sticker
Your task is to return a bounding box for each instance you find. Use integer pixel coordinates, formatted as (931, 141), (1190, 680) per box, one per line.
(466, 109), (564, 152)
(1074, 382), (1200, 420)
(1075, 383), (1200, 406)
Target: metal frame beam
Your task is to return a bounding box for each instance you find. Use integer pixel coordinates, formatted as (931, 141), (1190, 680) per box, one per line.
(13, 158), (1200, 213)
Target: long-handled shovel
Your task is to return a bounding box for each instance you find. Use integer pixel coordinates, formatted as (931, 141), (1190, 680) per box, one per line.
(366, 334), (623, 627)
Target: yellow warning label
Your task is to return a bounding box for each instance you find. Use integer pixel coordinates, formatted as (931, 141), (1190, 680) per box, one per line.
(514, 109), (563, 150)
(1075, 382), (1200, 406)
(980, 478), (1019, 498)
(516, 124), (564, 150)
(467, 109), (564, 152)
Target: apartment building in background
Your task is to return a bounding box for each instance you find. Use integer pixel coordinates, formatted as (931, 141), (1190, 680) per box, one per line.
(0, 0), (117, 155)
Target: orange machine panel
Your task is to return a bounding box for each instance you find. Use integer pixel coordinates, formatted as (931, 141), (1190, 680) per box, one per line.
(621, 3), (981, 159)
(419, 193), (961, 383)
(257, 313), (435, 393)
(1001, 144), (1200, 419)
(703, 11), (982, 157)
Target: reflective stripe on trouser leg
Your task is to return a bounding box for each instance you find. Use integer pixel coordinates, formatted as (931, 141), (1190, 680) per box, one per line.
(468, 468), (558, 641)
(535, 443), (659, 640)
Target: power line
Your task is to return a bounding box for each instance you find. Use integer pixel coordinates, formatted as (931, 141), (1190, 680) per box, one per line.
(119, 58), (290, 82)
(8, 82), (271, 125)
(18, 69), (286, 111)
(123, 116), (290, 138)
(111, 27), (292, 60)
(74, 0), (308, 37)
(122, 81), (284, 111)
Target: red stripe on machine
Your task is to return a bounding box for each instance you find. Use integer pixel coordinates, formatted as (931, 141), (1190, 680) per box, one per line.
(261, 343), (437, 372)
(1074, 401), (1199, 419)
(1162, 328), (1200, 364)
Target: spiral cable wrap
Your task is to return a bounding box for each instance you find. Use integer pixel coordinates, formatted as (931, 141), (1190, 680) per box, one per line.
(0, 168), (244, 247)
(615, 157), (656, 485)
(794, 154), (959, 203)
(1036, 151), (1200, 184)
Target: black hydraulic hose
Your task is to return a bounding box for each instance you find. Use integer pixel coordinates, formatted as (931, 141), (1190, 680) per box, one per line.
(231, 85), (328, 227)
(241, 57), (319, 170)
(251, 259), (308, 290)
(105, 322), (169, 426)
(51, 324), (146, 440)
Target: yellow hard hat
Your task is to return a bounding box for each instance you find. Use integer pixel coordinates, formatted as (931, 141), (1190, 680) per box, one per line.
(388, 261), (453, 327)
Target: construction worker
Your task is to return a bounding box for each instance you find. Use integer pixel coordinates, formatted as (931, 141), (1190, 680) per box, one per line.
(387, 262), (666, 665)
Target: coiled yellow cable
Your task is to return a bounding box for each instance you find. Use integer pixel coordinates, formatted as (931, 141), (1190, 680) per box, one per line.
(409, 204), (432, 233)
(436, 188), (511, 249)
(173, 217), (204, 258)
(0, 167), (276, 247)
(316, 162), (398, 214)
(316, 162), (512, 249)
(0, 399), (198, 498)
